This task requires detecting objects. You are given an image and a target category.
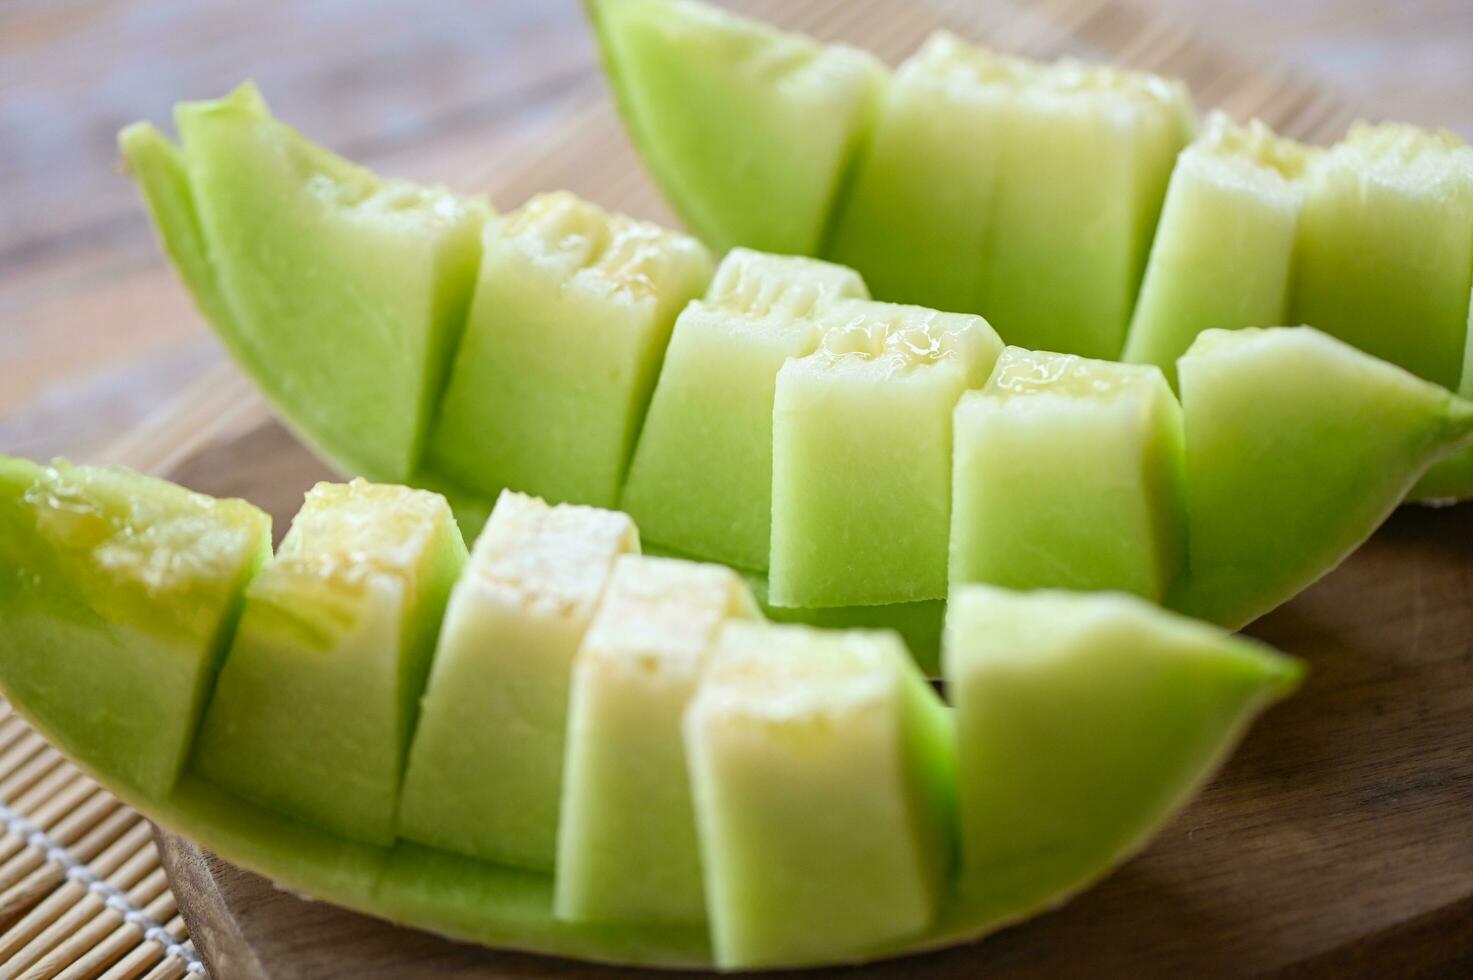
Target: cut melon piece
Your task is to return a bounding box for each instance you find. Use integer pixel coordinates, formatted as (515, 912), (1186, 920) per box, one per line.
(621, 249), (868, 570)
(1290, 122), (1473, 392)
(0, 457), (270, 797)
(398, 491), (638, 870)
(950, 348), (1185, 600)
(1123, 114), (1312, 387)
(1170, 327), (1473, 627)
(427, 192), (712, 508)
(769, 300), (1003, 608)
(156, 83), (488, 482)
(193, 480), (465, 845)
(588, 0), (886, 255)
(686, 621), (953, 968)
(942, 586), (1301, 928)
(555, 555), (757, 925)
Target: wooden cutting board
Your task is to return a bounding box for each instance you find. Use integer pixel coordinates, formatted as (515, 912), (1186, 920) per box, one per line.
(95, 0), (1472, 974)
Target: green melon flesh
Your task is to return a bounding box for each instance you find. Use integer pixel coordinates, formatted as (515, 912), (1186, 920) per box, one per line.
(555, 555), (758, 925)
(153, 83), (488, 482)
(686, 621), (953, 969)
(940, 586), (1300, 930)
(769, 300), (1002, 608)
(621, 249), (869, 571)
(397, 491), (638, 871)
(427, 192), (712, 508)
(193, 480), (465, 845)
(950, 348), (1185, 600)
(0, 458), (270, 798)
(1122, 114), (1311, 388)
(1170, 327), (1473, 627)
(587, 0), (886, 255)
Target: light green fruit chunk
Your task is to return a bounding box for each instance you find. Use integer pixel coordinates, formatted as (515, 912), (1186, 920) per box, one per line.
(621, 249), (868, 571)
(0, 457), (270, 798)
(942, 586), (1301, 929)
(193, 480), (465, 845)
(769, 300), (1003, 608)
(588, 0), (886, 255)
(398, 491), (638, 870)
(555, 555), (758, 925)
(428, 192), (712, 508)
(1123, 114), (1311, 387)
(163, 83), (487, 482)
(1170, 327), (1473, 627)
(950, 348), (1185, 600)
(686, 621), (953, 969)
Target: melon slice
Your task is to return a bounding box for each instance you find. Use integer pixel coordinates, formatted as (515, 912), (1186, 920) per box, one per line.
(193, 480), (465, 845)
(1169, 327), (1473, 627)
(555, 555), (758, 925)
(1122, 114), (1312, 387)
(397, 491), (637, 871)
(0, 458), (270, 798)
(940, 585), (1301, 929)
(686, 621), (953, 968)
(427, 192), (712, 508)
(769, 300), (1003, 608)
(950, 348), (1185, 600)
(621, 249), (868, 571)
(587, 0), (886, 255)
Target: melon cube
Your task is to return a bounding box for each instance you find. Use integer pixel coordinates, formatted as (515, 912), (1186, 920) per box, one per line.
(428, 192), (712, 508)
(397, 491), (637, 870)
(0, 458), (271, 798)
(950, 348), (1185, 600)
(1123, 114), (1311, 387)
(685, 621), (953, 968)
(769, 300), (1002, 607)
(193, 481), (465, 845)
(621, 249), (868, 570)
(554, 555), (757, 924)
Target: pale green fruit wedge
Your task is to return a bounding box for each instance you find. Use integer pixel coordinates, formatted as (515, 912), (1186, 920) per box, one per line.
(587, 0), (886, 255)
(1123, 114), (1312, 387)
(686, 621), (953, 969)
(0, 458), (270, 798)
(156, 83), (487, 482)
(193, 481), (465, 845)
(398, 491), (638, 870)
(555, 555), (758, 925)
(950, 348), (1185, 600)
(1170, 327), (1473, 627)
(940, 586), (1301, 931)
(428, 192), (712, 508)
(769, 300), (1003, 608)
(621, 249), (869, 571)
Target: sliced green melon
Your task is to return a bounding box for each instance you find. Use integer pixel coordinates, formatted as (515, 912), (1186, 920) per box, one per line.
(621, 249), (869, 571)
(555, 555), (758, 925)
(686, 621), (953, 969)
(1170, 327), (1473, 627)
(0, 458), (270, 798)
(193, 480), (465, 845)
(427, 192), (712, 508)
(950, 348), (1185, 600)
(1122, 114), (1312, 387)
(769, 300), (1002, 608)
(398, 491), (638, 871)
(587, 0), (886, 255)
(940, 585), (1301, 929)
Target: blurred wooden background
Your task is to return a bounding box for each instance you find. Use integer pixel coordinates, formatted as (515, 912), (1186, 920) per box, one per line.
(3, 0), (1473, 464)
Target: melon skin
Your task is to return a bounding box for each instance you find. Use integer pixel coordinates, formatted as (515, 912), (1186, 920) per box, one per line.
(0, 457), (270, 799)
(193, 481), (466, 846)
(620, 249), (869, 572)
(686, 621), (953, 969)
(427, 192), (713, 509)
